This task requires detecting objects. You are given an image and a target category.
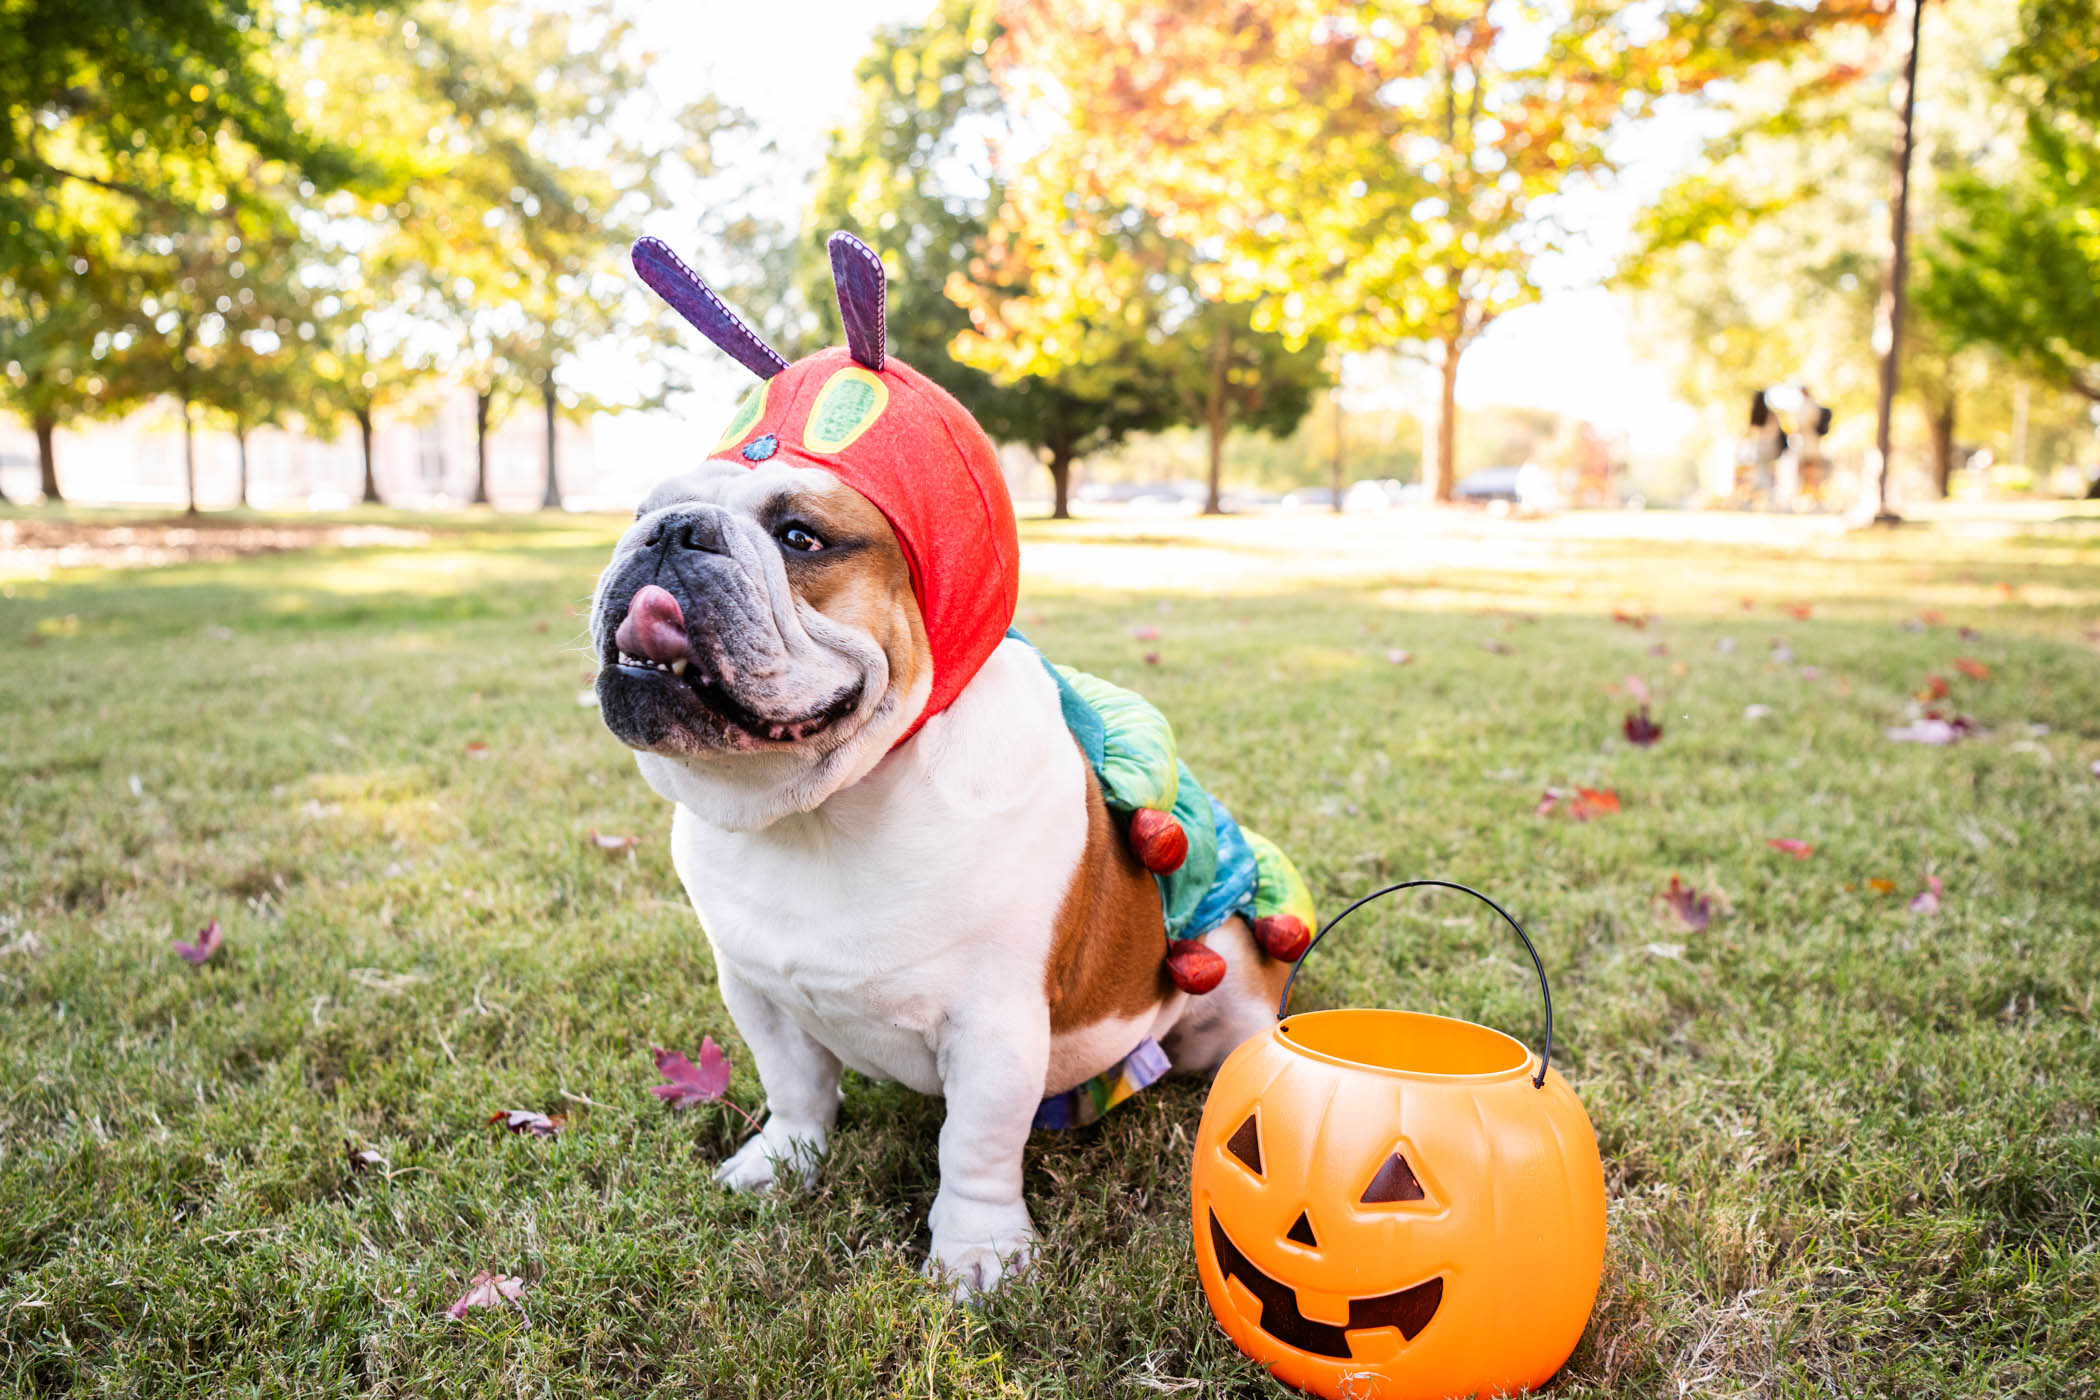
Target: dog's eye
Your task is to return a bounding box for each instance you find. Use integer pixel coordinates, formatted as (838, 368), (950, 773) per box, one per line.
(777, 523), (825, 553)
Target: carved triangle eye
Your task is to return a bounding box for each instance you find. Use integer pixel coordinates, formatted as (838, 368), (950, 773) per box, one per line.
(1225, 1113), (1262, 1175)
(1361, 1152), (1426, 1203)
(1286, 1210), (1317, 1246)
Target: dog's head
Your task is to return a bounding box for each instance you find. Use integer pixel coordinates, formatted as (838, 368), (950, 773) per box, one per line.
(593, 234), (1018, 829)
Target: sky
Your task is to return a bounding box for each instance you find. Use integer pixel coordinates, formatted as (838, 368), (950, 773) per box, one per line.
(617, 0), (1701, 461)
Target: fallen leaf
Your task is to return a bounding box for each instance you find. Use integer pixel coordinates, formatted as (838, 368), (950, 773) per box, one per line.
(1739, 597), (1757, 611)
(1886, 714), (1981, 745)
(1800, 665), (1821, 681)
(1132, 625), (1160, 641)
(1958, 626), (1980, 641)
(1909, 874), (1944, 915)
(1918, 674), (1949, 701)
(1660, 876), (1712, 932)
(173, 919), (223, 965)
(1623, 706), (1663, 747)
(1866, 878), (1897, 895)
(1715, 636), (1737, 654)
(345, 1141), (386, 1174)
(489, 1109), (565, 1138)
(1624, 674), (1651, 705)
(652, 1038), (732, 1108)
(1767, 838), (1814, 859)
(1539, 786), (1620, 820)
(1953, 658), (1990, 681)
(1641, 942), (1686, 960)
(1142, 650), (1161, 666)
(447, 1270), (527, 1320)
(1482, 639), (1513, 655)
(533, 619), (551, 634)
(588, 830), (640, 853)
(1784, 603), (1812, 620)
(1386, 648), (1413, 665)
(1648, 642), (1670, 657)
(1918, 609), (1946, 626)
(1743, 703), (1771, 720)
(1769, 641), (1795, 664)
(1611, 609), (1647, 629)
(465, 741), (491, 758)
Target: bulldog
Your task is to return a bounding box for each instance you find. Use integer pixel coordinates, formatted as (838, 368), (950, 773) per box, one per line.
(590, 234), (1299, 1296)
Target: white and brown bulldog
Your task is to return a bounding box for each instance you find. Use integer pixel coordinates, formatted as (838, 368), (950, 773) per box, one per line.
(591, 236), (1291, 1296)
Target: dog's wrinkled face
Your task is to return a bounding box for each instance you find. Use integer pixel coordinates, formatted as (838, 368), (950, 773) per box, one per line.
(592, 459), (929, 830)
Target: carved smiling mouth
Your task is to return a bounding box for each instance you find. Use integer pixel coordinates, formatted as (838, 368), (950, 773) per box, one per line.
(1207, 1210), (1442, 1360)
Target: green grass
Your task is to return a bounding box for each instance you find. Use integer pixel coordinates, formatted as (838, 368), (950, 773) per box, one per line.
(3, 506), (2098, 1397)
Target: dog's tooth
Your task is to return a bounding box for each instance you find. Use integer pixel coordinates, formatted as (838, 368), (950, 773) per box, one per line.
(670, 658), (687, 676)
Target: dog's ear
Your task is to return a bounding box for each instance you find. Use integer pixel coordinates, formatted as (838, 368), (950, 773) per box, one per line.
(633, 237), (789, 380)
(827, 231), (886, 373)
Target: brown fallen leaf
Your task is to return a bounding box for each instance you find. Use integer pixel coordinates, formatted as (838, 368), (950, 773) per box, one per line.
(1660, 876), (1712, 933)
(489, 1109), (565, 1138)
(588, 830), (641, 853)
(465, 741), (491, 759)
(1623, 706), (1663, 747)
(1866, 878), (1897, 895)
(447, 1270), (527, 1320)
(345, 1141), (387, 1174)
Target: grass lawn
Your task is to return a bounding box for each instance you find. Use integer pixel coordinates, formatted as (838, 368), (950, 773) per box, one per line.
(3, 504), (2098, 1397)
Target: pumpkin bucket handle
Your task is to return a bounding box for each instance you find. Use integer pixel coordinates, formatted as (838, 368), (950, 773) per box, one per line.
(1276, 880), (1553, 1090)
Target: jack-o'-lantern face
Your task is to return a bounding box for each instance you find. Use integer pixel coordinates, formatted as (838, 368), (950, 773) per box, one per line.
(1201, 1107), (1444, 1361)
(1191, 1010), (1608, 1400)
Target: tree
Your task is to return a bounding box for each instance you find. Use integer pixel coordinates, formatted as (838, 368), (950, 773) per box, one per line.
(988, 0), (1880, 501)
(807, 0), (1174, 518)
(1917, 0), (2100, 421)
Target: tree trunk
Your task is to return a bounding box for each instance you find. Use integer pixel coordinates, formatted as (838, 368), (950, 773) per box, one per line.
(540, 376), (561, 512)
(1047, 439), (1074, 521)
(33, 415), (59, 503)
(1329, 389), (1346, 513)
(1433, 330), (1461, 503)
(1929, 394), (1956, 499)
(235, 425), (250, 509)
(181, 397), (199, 516)
(1868, 0), (1925, 523)
(357, 406), (380, 505)
(1203, 325), (1229, 516)
(473, 389), (492, 506)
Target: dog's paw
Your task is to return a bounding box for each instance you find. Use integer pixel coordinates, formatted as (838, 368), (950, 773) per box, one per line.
(713, 1123), (824, 1194)
(925, 1200), (1034, 1301)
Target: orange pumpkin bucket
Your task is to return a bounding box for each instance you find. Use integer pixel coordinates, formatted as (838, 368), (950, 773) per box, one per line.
(1192, 881), (1606, 1400)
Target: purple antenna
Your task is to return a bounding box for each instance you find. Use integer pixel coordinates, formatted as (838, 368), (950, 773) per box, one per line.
(632, 237), (788, 380)
(827, 231), (886, 372)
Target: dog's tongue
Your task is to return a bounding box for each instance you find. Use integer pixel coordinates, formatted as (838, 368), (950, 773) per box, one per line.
(615, 585), (691, 664)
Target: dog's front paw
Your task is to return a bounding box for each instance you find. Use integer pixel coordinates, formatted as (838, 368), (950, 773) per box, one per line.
(925, 1198), (1034, 1301)
(713, 1121), (825, 1194)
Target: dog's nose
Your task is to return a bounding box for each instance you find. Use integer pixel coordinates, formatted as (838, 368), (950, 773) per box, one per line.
(645, 508), (734, 555)
(615, 585), (692, 664)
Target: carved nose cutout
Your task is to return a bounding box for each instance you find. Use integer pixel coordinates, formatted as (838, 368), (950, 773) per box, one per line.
(1361, 1152), (1426, 1203)
(1286, 1211), (1317, 1246)
(1225, 1113), (1262, 1175)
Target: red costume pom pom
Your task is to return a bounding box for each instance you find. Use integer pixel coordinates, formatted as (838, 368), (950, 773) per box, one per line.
(1166, 939), (1227, 994)
(1252, 914), (1311, 962)
(1128, 808), (1188, 874)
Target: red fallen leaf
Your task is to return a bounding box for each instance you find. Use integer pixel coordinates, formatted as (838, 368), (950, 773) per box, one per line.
(345, 1141), (387, 1174)
(1142, 650), (1161, 666)
(1128, 808), (1188, 874)
(1768, 838), (1814, 859)
(1166, 939), (1227, 993)
(1953, 658), (1990, 681)
(464, 741), (491, 758)
(447, 1270), (527, 1320)
(1866, 878), (1897, 895)
(588, 829), (640, 853)
(1660, 876), (1711, 932)
(1918, 674), (1949, 701)
(1784, 603), (1813, 620)
(489, 1109), (565, 1138)
(1538, 787), (1619, 820)
(652, 1038), (733, 1108)
(1623, 706), (1663, 747)
(1132, 625), (1160, 641)
(1624, 674), (1651, 705)
(1909, 874), (1944, 914)
(1482, 639), (1513, 655)
(173, 918), (223, 965)
(1611, 609), (1647, 629)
